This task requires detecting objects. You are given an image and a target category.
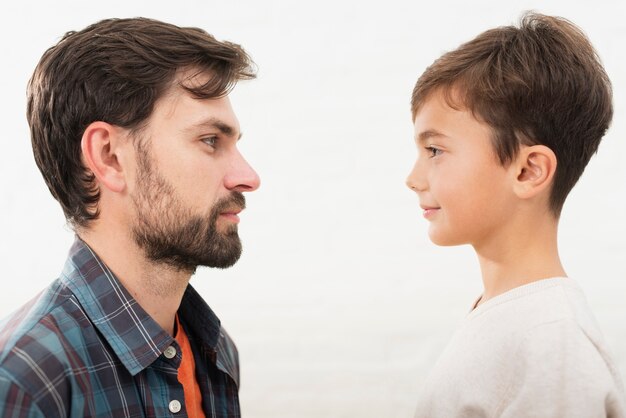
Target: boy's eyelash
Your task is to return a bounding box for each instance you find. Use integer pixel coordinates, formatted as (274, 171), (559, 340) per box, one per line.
(425, 146), (443, 158)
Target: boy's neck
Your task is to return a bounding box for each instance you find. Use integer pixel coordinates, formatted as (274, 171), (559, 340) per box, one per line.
(473, 213), (566, 306)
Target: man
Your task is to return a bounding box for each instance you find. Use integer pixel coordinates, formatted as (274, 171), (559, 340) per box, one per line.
(0, 17), (259, 417)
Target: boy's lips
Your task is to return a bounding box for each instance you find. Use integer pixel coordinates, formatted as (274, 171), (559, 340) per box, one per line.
(420, 204), (441, 219)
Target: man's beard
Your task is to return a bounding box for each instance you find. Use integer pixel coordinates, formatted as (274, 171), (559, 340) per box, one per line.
(131, 141), (245, 273)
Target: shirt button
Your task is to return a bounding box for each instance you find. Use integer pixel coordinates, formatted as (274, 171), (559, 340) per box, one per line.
(163, 346), (177, 359)
(169, 400), (182, 413)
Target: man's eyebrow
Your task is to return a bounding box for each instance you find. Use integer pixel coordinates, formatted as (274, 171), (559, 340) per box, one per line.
(417, 129), (448, 143)
(187, 118), (243, 140)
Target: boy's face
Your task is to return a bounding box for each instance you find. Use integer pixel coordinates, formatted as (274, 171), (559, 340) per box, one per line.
(406, 91), (517, 247)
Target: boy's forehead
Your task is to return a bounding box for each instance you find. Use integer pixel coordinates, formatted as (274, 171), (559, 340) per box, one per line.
(413, 91), (493, 143)
(415, 128), (450, 143)
(413, 91), (454, 131)
(413, 85), (467, 119)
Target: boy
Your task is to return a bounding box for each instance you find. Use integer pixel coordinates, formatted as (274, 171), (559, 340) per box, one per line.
(406, 13), (625, 417)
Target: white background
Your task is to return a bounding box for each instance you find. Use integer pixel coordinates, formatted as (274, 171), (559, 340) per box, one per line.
(1, 1), (625, 417)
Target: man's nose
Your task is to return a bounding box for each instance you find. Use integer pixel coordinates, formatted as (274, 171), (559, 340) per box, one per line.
(224, 149), (261, 192)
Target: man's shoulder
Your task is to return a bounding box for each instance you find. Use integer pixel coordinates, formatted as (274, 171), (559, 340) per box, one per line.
(0, 279), (93, 417)
(0, 278), (94, 386)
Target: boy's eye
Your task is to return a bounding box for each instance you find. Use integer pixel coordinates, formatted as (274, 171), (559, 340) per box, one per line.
(425, 146), (442, 158)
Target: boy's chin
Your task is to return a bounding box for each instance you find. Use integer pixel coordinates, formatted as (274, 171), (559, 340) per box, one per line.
(428, 229), (465, 247)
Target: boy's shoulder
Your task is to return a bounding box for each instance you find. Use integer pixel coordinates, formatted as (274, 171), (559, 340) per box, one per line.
(468, 277), (583, 325)
(415, 278), (625, 418)
(463, 278), (615, 373)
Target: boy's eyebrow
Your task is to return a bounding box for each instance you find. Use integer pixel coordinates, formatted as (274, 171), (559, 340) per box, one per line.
(185, 117), (243, 140)
(416, 129), (449, 143)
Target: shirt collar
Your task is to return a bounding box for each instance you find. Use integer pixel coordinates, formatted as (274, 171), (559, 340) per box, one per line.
(59, 237), (226, 377)
(177, 276), (240, 385)
(178, 286), (221, 350)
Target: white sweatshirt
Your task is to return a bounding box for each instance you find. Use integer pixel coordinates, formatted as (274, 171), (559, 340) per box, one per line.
(415, 277), (625, 418)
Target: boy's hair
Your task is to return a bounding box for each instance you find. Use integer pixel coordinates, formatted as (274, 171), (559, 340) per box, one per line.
(27, 17), (256, 227)
(411, 12), (612, 216)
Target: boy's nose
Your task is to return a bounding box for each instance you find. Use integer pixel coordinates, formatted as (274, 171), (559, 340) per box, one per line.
(406, 160), (427, 192)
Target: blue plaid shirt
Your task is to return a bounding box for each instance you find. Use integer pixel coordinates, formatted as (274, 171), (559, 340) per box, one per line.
(0, 238), (241, 417)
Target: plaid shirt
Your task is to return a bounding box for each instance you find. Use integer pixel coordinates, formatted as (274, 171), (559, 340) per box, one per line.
(0, 238), (241, 417)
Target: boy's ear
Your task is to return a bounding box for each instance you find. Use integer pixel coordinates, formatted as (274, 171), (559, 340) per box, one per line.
(80, 121), (128, 194)
(512, 145), (557, 199)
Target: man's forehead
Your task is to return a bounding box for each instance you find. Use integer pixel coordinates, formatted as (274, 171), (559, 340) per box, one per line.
(158, 68), (220, 104)
(146, 84), (240, 136)
(185, 116), (242, 139)
(176, 67), (214, 88)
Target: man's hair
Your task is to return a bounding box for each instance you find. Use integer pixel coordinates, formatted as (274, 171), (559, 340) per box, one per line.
(27, 17), (256, 227)
(411, 12), (612, 216)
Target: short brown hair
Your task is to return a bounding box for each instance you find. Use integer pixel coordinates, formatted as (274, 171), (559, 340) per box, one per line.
(411, 13), (612, 216)
(27, 17), (256, 227)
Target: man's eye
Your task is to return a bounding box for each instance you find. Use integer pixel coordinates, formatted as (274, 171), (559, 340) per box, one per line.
(202, 136), (217, 147)
(425, 146), (442, 158)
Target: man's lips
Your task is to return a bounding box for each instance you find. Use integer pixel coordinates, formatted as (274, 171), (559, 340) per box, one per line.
(219, 208), (243, 223)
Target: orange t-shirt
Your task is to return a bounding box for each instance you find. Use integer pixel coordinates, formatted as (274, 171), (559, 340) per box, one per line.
(175, 315), (206, 418)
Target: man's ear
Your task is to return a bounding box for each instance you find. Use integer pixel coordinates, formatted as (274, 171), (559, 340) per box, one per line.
(512, 145), (557, 199)
(80, 121), (127, 194)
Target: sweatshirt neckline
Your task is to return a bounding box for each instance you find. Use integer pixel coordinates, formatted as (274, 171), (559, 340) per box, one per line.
(468, 276), (577, 319)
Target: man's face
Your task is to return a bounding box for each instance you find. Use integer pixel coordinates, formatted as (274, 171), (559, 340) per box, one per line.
(128, 73), (260, 272)
(406, 91), (516, 248)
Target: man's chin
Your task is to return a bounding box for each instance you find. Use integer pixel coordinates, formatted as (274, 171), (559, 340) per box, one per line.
(196, 236), (242, 269)
(215, 221), (240, 235)
(199, 258), (240, 270)
(198, 251), (242, 269)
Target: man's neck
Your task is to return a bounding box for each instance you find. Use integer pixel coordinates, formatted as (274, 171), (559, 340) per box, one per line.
(78, 227), (191, 336)
(473, 212), (566, 306)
